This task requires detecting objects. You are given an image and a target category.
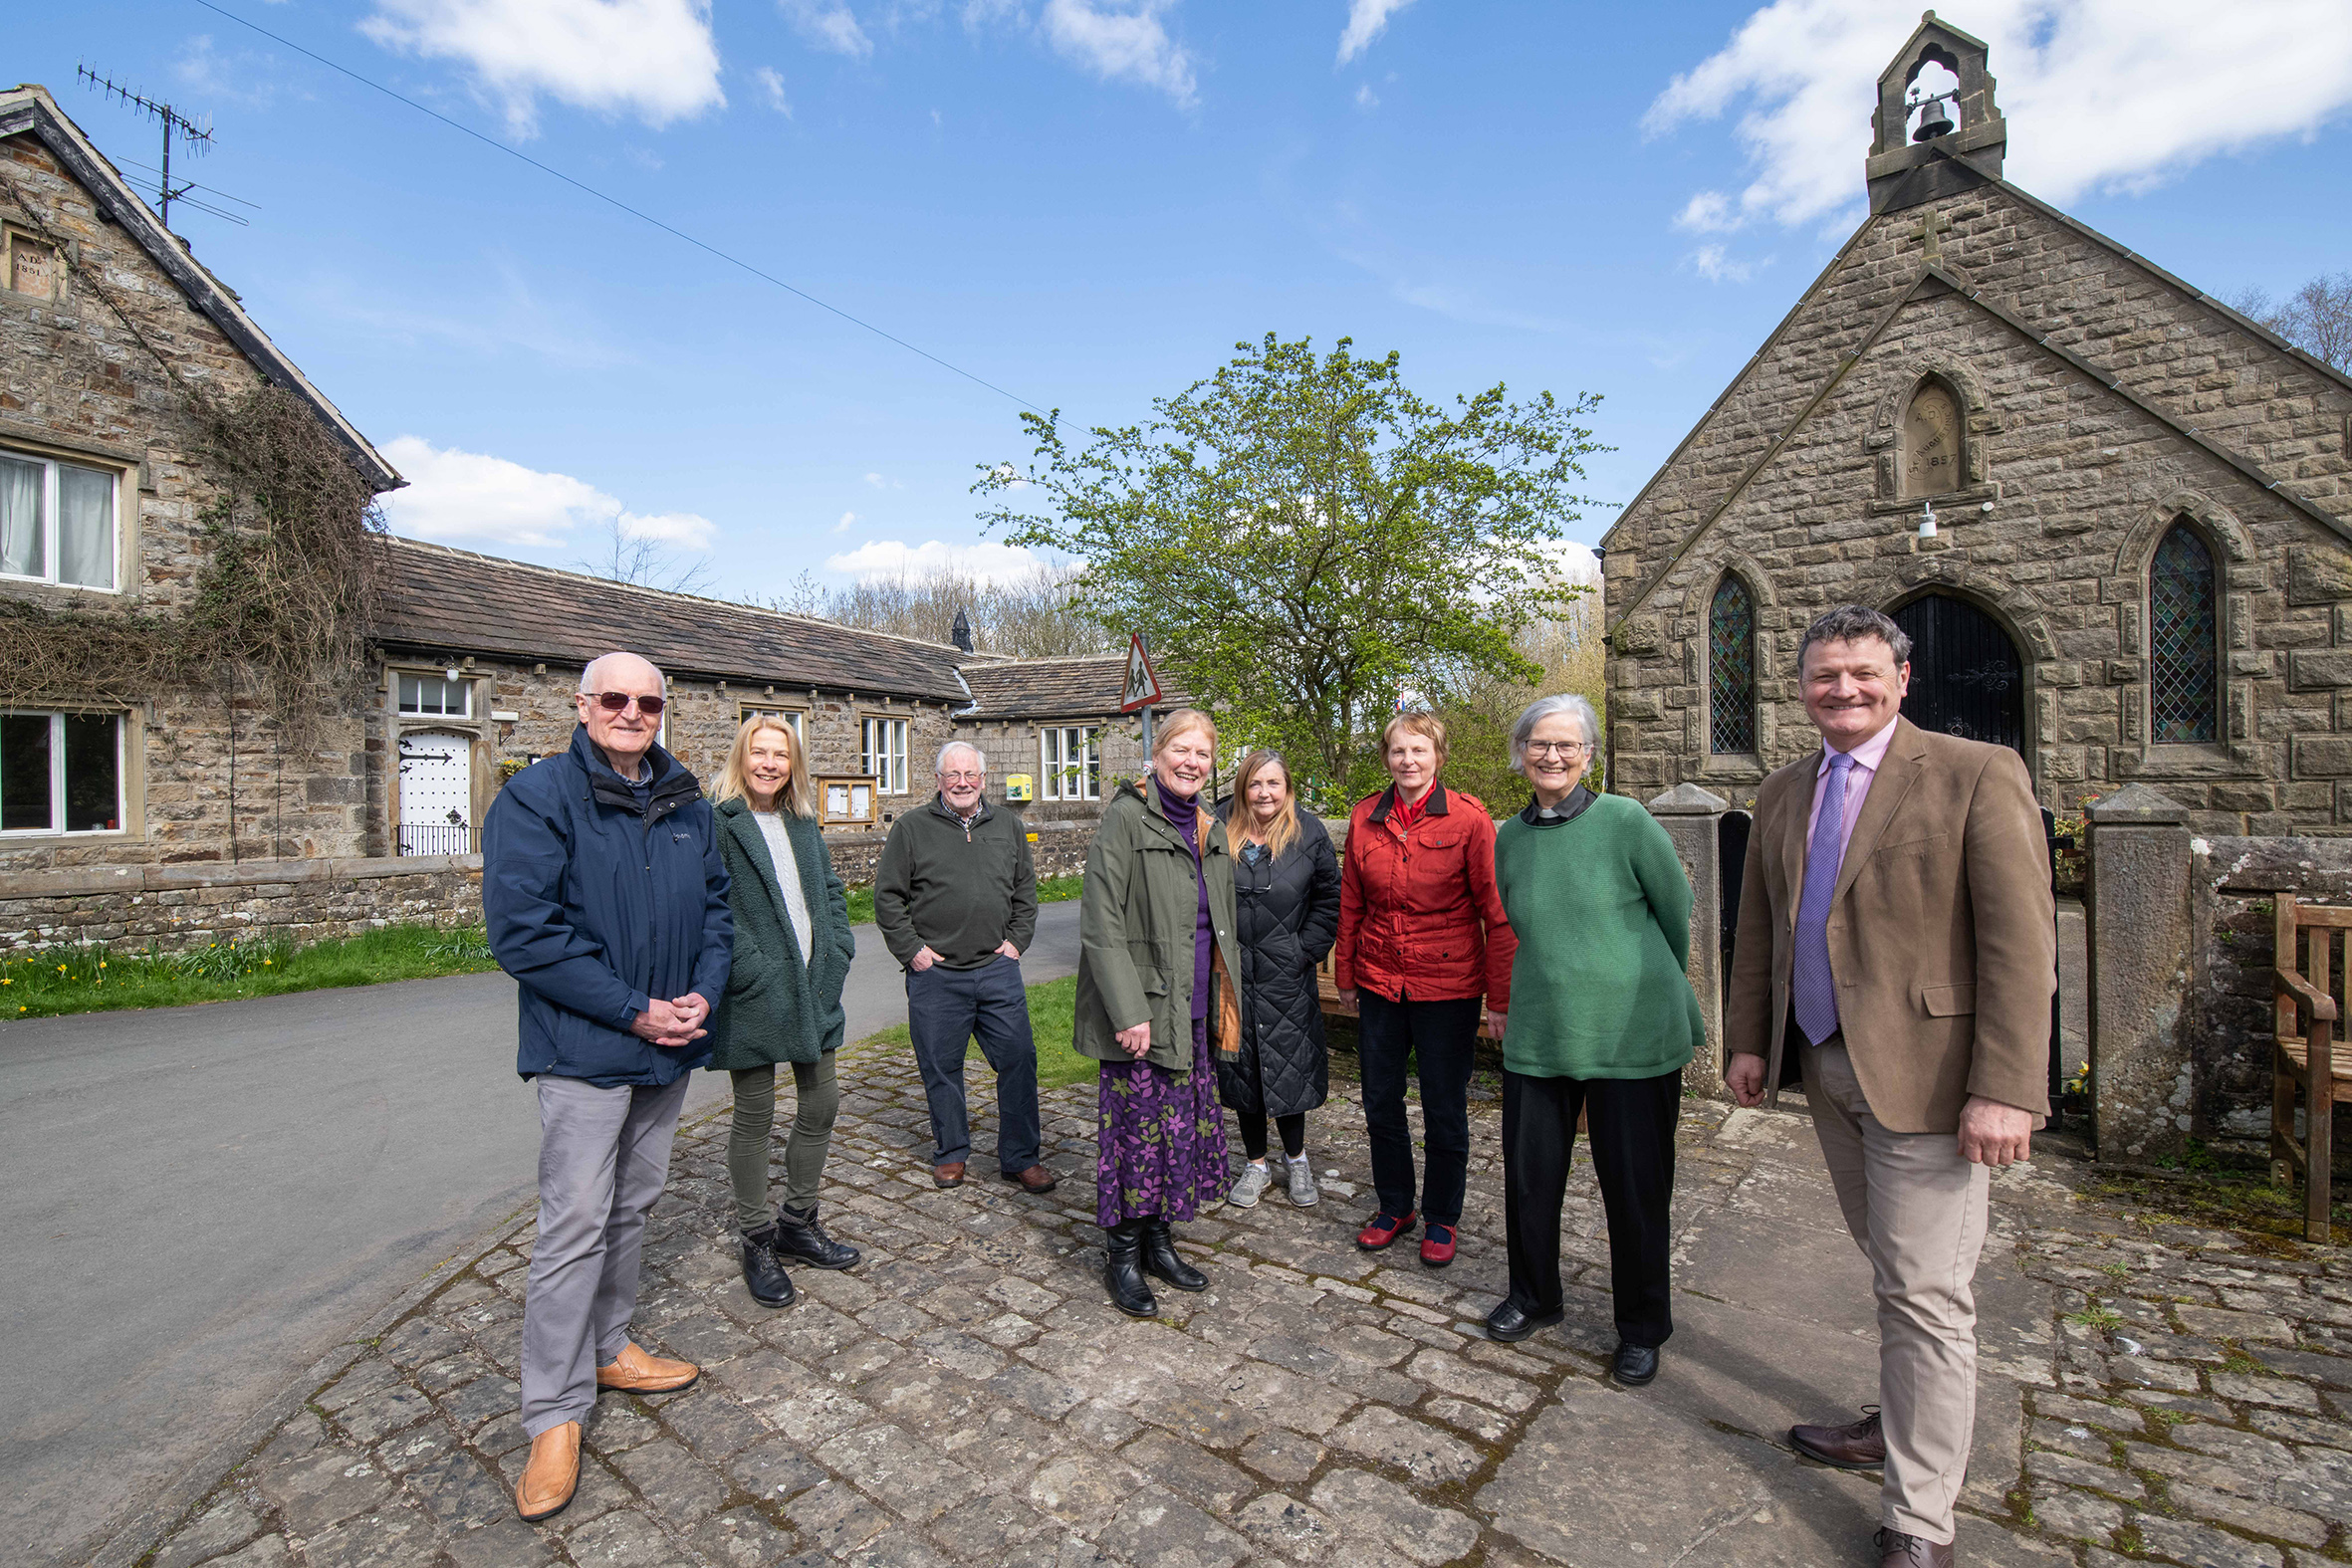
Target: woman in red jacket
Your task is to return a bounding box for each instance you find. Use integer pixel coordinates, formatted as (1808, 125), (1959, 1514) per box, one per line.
(1334, 712), (1516, 1267)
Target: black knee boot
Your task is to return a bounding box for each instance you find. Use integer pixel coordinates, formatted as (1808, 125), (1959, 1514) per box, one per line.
(1102, 1221), (1157, 1318)
(1140, 1218), (1208, 1292)
(738, 1225), (797, 1308)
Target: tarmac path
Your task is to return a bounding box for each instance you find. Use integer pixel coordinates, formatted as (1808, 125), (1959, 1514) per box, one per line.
(0, 902), (1081, 1568)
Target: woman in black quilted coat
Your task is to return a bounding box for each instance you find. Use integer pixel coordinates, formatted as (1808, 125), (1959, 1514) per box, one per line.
(1216, 751), (1342, 1209)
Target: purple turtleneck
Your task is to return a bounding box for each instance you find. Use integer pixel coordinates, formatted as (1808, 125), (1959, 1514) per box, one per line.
(1154, 772), (1214, 1023)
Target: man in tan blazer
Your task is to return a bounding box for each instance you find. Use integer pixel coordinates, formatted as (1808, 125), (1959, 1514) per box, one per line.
(1726, 604), (2053, 1568)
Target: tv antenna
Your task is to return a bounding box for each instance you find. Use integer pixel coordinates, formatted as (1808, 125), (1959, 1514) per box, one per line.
(77, 64), (214, 228)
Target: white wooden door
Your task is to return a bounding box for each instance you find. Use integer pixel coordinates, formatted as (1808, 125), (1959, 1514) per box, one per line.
(397, 732), (472, 855)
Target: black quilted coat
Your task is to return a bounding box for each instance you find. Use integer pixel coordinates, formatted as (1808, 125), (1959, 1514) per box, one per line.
(1214, 806), (1342, 1119)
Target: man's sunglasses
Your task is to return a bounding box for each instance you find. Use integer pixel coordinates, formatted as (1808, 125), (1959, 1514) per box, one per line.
(584, 692), (665, 715)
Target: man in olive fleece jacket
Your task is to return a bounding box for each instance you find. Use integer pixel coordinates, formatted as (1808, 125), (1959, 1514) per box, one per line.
(873, 742), (1055, 1192)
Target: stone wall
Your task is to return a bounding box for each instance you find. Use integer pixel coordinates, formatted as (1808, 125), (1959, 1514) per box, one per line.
(0, 853), (482, 953)
(951, 713), (1155, 827)
(1602, 178), (2352, 835)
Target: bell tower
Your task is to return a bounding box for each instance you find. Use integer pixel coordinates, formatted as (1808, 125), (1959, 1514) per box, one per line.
(1865, 11), (2007, 214)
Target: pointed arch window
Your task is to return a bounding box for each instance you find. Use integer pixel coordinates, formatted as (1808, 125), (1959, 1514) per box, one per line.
(2150, 523), (2219, 744)
(1901, 376), (1965, 499)
(1709, 576), (1758, 755)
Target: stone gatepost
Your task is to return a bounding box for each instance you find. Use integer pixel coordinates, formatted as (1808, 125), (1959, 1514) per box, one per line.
(2086, 784), (2195, 1162)
(1648, 784), (1730, 1096)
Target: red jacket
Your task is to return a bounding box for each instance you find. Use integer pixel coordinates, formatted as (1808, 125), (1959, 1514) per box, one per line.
(1334, 783), (1516, 1008)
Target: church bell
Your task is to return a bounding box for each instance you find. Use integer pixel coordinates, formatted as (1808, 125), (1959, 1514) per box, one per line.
(1911, 93), (1956, 142)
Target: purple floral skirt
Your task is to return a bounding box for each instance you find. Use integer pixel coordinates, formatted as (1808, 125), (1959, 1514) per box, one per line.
(1096, 1017), (1229, 1227)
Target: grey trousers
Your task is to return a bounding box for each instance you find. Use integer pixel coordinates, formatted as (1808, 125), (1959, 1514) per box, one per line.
(1803, 1042), (1990, 1546)
(519, 1073), (690, 1438)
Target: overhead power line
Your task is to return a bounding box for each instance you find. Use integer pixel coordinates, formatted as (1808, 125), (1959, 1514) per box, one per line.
(186, 0), (1051, 416)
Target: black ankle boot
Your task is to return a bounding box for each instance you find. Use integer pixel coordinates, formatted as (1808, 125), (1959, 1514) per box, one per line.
(1139, 1219), (1208, 1292)
(739, 1225), (797, 1308)
(1102, 1222), (1157, 1318)
(772, 1203), (860, 1270)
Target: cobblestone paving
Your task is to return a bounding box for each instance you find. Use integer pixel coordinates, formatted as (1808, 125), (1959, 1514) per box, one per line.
(140, 1039), (2352, 1568)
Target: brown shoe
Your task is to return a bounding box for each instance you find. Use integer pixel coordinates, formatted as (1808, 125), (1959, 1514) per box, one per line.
(1003, 1165), (1058, 1194)
(1792, 1406), (1884, 1468)
(1874, 1526), (1954, 1566)
(933, 1161), (967, 1188)
(514, 1420), (580, 1522)
(595, 1340), (699, 1395)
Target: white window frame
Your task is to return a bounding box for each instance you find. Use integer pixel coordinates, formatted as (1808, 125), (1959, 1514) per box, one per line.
(739, 706), (806, 743)
(861, 717), (909, 794)
(1042, 725), (1101, 801)
(0, 710), (125, 836)
(0, 447), (120, 592)
(395, 672), (473, 718)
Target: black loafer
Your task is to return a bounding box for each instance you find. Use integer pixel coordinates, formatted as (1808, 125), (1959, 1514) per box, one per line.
(1613, 1342), (1660, 1386)
(1484, 1301), (1564, 1343)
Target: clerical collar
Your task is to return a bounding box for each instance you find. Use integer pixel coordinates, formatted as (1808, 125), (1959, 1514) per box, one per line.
(1521, 784), (1596, 828)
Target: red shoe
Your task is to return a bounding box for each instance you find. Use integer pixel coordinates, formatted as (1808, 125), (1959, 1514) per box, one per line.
(1357, 1211), (1417, 1250)
(1419, 1224), (1457, 1267)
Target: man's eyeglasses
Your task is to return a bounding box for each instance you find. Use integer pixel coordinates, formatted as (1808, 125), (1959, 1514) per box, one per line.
(584, 692), (665, 715)
(1525, 740), (1590, 760)
(939, 771), (985, 784)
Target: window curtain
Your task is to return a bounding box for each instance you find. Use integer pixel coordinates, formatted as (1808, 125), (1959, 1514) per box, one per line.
(0, 456), (41, 577)
(57, 465), (114, 587)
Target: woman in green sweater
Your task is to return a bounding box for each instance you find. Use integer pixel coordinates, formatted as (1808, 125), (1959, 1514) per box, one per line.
(1486, 693), (1703, 1390)
(706, 715), (862, 1309)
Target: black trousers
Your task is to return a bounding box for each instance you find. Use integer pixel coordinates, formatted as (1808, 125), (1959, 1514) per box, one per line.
(1356, 992), (1481, 1226)
(1238, 1112), (1305, 1160)
(1502, 1066), (1681, 1349)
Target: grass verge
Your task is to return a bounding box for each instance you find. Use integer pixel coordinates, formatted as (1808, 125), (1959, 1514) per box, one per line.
(858, 973), (1092, 1090)
(844, 872), (1082, 930)
(0, 925), (500, 1020)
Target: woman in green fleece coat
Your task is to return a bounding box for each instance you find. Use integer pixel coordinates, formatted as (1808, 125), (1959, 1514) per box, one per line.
(706, 715), (862, 1310)
(1484, 693), (1704, 1391)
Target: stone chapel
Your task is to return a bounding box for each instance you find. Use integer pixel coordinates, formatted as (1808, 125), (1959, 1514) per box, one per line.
(1599, 13), (2352, 834)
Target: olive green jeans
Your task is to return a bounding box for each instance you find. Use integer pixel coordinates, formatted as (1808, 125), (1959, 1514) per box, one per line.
(728, 1051), (839, 1232)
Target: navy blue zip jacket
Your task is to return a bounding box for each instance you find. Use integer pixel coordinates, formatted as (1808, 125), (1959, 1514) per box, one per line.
(483, 726), (734, 1087)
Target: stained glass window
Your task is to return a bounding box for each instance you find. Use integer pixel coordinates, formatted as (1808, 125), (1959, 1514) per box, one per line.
(1709, 576), (1758, 755)
(2150, 523), (2219, 744)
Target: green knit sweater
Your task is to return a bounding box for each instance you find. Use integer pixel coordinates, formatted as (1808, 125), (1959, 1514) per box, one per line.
(1494, 792), (1703, 1080)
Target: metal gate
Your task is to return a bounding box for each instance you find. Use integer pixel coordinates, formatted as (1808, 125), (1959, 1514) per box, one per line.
(1892, 593), (2024, 753)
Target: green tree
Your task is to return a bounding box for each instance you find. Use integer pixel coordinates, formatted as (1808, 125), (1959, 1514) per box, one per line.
(976, 334), (1605, 802)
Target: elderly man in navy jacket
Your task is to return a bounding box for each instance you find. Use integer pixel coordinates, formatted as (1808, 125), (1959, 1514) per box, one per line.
(484, 650), (734, 1523)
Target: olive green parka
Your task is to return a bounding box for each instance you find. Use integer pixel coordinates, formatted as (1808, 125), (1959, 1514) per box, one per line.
(705, 796), (857, 1069)
(1073, 780), (1243, 1073)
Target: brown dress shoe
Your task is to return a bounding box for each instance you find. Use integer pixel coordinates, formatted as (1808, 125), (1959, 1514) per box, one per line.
(1874, 1526), (1954, 1566)
(1791, 1406), (1883, 1468)
(595, 1340), (699, 1395)
(515, 1420), (580, 1522)
(1003, 1165), (1058, 1194)
(933, 1161), (967, 1188)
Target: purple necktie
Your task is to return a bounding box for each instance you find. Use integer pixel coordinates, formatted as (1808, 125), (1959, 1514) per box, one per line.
(1792, 752), (1856, 1046)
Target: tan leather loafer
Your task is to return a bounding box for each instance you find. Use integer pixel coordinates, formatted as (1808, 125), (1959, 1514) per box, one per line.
(933, 1161), (967, 1188)
(514, 1420), (580, 1522)
(594, 1340), (699, 1395)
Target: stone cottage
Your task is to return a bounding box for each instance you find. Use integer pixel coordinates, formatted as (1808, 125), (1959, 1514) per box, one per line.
(956, 653), (1192, 827)
(1599, 15), (2352, 835)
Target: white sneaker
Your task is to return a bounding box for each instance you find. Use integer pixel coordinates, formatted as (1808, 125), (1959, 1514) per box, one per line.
(1286, 1156), (1320, 1208)
(1226, 1162), (1274, 1209)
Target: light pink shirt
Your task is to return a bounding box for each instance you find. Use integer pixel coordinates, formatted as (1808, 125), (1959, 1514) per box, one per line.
(1802, 715), (1901, 876)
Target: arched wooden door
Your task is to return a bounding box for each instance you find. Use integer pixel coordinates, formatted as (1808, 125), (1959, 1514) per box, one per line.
(1891, 593), (2026, 756)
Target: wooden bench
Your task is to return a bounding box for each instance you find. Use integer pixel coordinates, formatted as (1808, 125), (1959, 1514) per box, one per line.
(2273, 893), (2351, 1242)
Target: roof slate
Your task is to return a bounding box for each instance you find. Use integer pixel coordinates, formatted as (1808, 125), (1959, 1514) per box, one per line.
(376, 538), (972, 701)
(958, 654), (1191, 720)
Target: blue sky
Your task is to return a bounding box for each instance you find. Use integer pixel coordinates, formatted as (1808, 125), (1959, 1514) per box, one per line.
(16, 0), (2352, 599)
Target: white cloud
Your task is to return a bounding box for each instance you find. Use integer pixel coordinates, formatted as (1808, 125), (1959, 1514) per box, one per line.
(825, 538), (1053, 585)
(1354, 82), (1378, 111)
(377, 436), (714, 549)
(1674, 190), (1735, 232)
(780, 0), (874, 58)
(1646, 0), (2352, 232)
(864, 472), (886, 487)
(834, 511), (858, 532)
(1041, 0), (1195, 106)
(362, 0), (724, 135)
(1336, 0), (1414, 66)
(1690, 244), (1753, 284)
(754, 65), (794, 113)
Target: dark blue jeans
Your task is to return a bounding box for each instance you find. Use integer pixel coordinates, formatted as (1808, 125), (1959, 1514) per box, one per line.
(906, 955), (1042, 1172)
(1355, 991), (1481, 1227)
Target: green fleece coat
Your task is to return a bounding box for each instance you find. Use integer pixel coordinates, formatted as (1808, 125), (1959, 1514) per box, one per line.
(705, 797), (857, 1069)
(1072, 781), (1243, 1073)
